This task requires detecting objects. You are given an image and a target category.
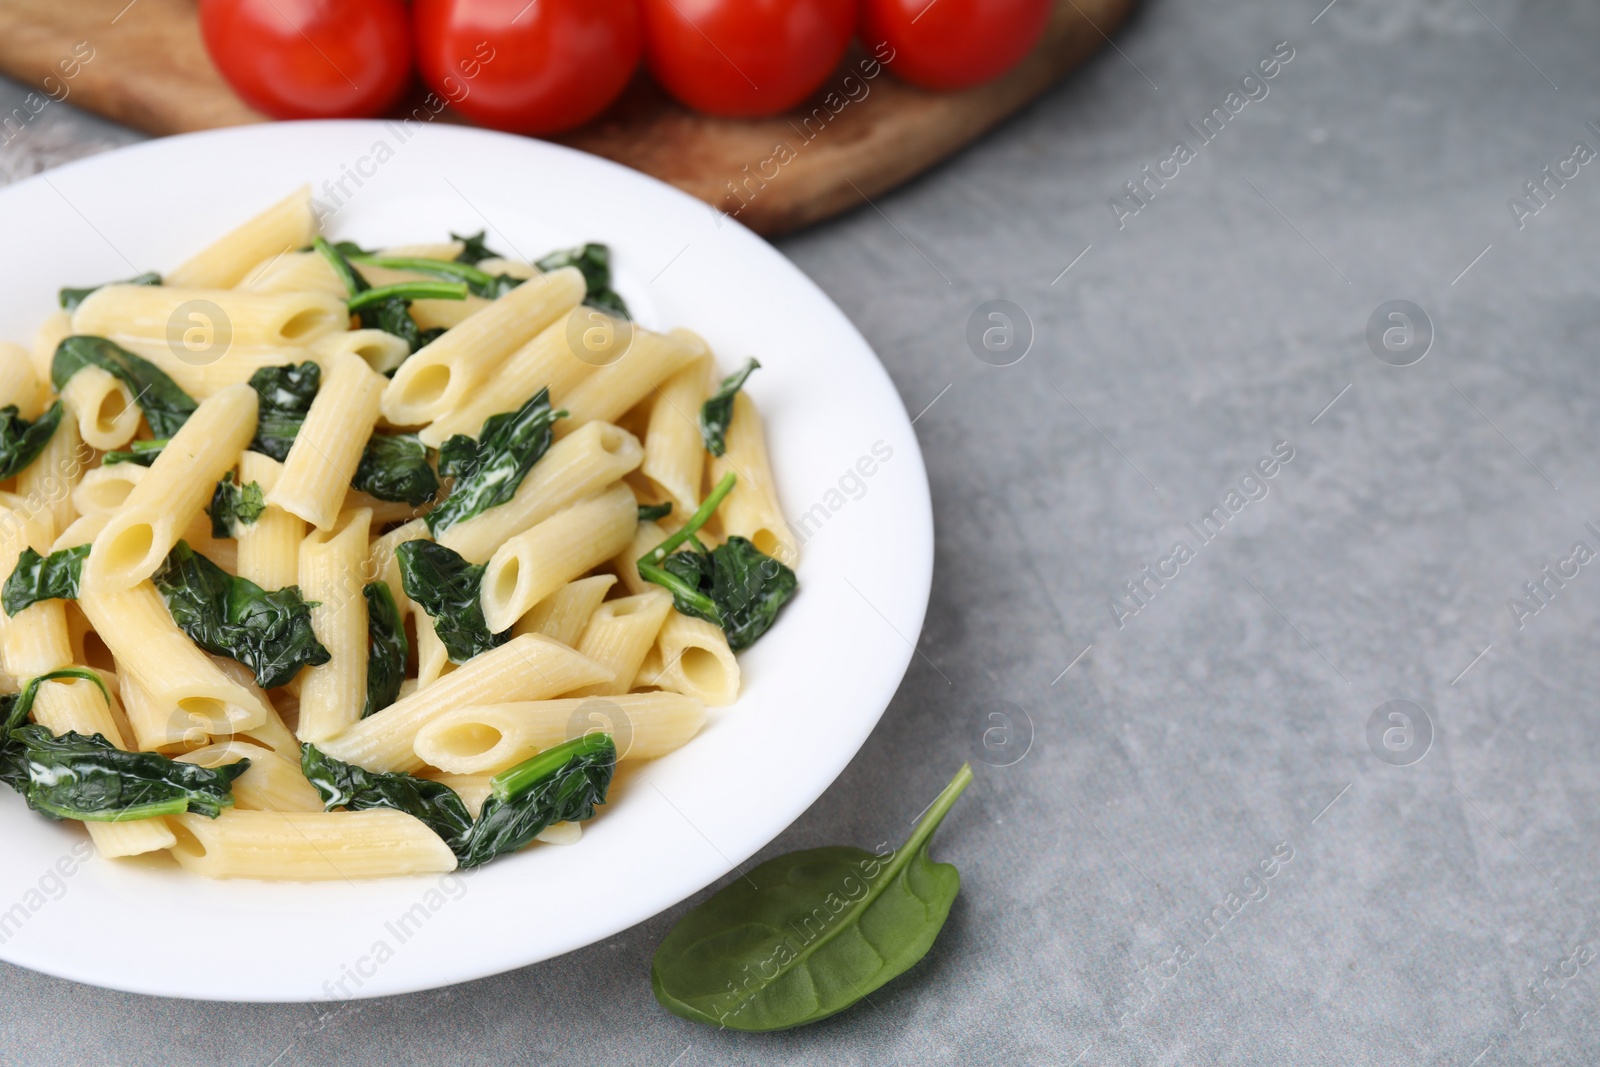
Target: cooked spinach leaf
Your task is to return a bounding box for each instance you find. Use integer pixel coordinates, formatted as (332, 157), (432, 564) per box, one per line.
(153, 541), (329, 689)
(638, 502), (673, 523)
(699, 358), (759, 458)
(103, 437), (167, 466)
(455, 733), (616, 869)
(428, 388), (563, 535)
(395, 540), (506, 663)
(362, 581), (406, 719)
(2, 544), (88, 615)
(452, 230), (501, 265)
(351, 253), (521, 300)
(52, 335), (197, 438)
(0, 401), (64, 480)
(314, 237), (462, 355)
(206, 472), (266, 539)
(247, 361), (319, 460)
(652, 763), (972, 1032)
(301, 743), (473, 846)
(58, 271), (160, 312)
(637, 472), (797, 651)
(534, 243), (629, 319)
(0, 667), (247, 822)
(353, 433), (438, 506)
(13, 727), (248, 821)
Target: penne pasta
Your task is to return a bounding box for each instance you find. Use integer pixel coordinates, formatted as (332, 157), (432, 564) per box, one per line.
(478, 483), (638, 633)
(639, 335), (711, 516)
(568, 589), (673, 698)
(0, 341), (46, 417)
(381, 266), (585, 426)
(295, 508), (372, 743)
(234, 452), (304, 591)
(178, 741), (323, 812)
(653, 611), (741, 707)
(315, 634), (611, 773)
(268, 352), (385, 531)
(710, 390), (798, 566)
(513, 574), (616, 647)
(60, 365), (140, 451)
(165, 186), (317, 289)
(439, 420), (642, 564)
(86, 383), (258, 588)
(554, 328), (700, 433)
(413, 692), (707, 774)
(168, 809), (457, 879)
(73, 285), (347, 350)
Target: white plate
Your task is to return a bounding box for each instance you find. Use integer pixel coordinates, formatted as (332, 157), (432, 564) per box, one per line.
(0, 121), (932, 1001)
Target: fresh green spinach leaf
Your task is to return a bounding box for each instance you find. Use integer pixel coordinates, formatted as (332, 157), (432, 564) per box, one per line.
(2, 544), (88, 615)
(351, 254), (522, 300)
(637, 472), (797, 650)
(247, 362), (319, 461)
(427, 388), (563, 534)
(207, 472), (266, 539)
(652, 763), (972, 1031)
(455, 733), (616, 868)
(51, 335), (197, 438)
(699, 358), (759, 458)
(395, 540), (506, 663)
(153, 541), (329, 689)
(534, 243), (630, 319)
(0, 401), (64, 480)
(58, 271), (160, 312)
(638, 502), (673, 523)
(362, 581), (406, 719)
(0, 668), (107, 791)
(352, 433), (439, 506)
(103, 437), (167, 466)
(301, 743), (473, 847)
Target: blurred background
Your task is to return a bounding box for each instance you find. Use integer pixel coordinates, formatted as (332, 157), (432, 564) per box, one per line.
(4, 1), (1600, 1064)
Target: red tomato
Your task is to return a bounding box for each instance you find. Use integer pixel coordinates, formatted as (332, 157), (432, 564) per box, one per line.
(640, 0), (857, 118)
(199, 0), (413, 119)
(860, 0), (1053, 91)
(413, 0), (641, 135)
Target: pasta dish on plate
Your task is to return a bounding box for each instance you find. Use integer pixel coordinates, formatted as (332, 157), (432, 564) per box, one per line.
(0, 187), (798, 880)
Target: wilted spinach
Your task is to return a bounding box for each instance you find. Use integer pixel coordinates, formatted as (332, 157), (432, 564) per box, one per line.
(247, 361), (319, 460)
(395, 540), (506, 663)
(52, 335), (197, 437)
(651, 763), (973, 1031)
(153, 541), (329, 689)
(638, 502), (673, 523)
(58, 271), (160, 312)
(699, 358), (759, 457)
(637, 472), (797, 651)
(362, 581), (406, 719)
(301, 734), (615, 868)
(427, 388), (563, 534)
(0, 667), (248, 821)
(352, 433), (439, 506)
(0, 401), (64, 480)
(534, 243), (630, 319)
(2, 544), (88, 615)
(102, 437), (167, 467)
(301, 743), (473, 847)
(314, 237), (463, 354)
(454, 733), (616, 868)
(452, 230), (500, 265)
(206, 472), (266, 538)
(351, 253), (522, 300)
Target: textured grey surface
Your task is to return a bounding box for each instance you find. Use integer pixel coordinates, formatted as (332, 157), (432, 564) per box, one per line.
(3, 0), (1600, 1063)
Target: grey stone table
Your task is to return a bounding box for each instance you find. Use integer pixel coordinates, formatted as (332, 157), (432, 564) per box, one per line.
(3, 0), (1599, 1063)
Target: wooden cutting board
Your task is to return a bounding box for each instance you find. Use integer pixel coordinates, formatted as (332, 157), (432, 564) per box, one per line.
(0, 0), (1134, 235)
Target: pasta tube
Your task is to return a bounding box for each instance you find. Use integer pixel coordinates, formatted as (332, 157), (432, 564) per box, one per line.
(268, 352), (385, 530)
(479, 483), (638, 633)
(168, 809), (458, 879)
(315, 634), (611, 773)
(296, 508), (371, 743)
(165, 186), (316, 289)
(413, 692), (707, 774)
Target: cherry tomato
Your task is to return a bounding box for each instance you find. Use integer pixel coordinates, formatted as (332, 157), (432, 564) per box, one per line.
(860, 0), (1053, 91)
(640, 0), (857, 118)
(413, 0), (641, 135)
(199, 0), (413, 119)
